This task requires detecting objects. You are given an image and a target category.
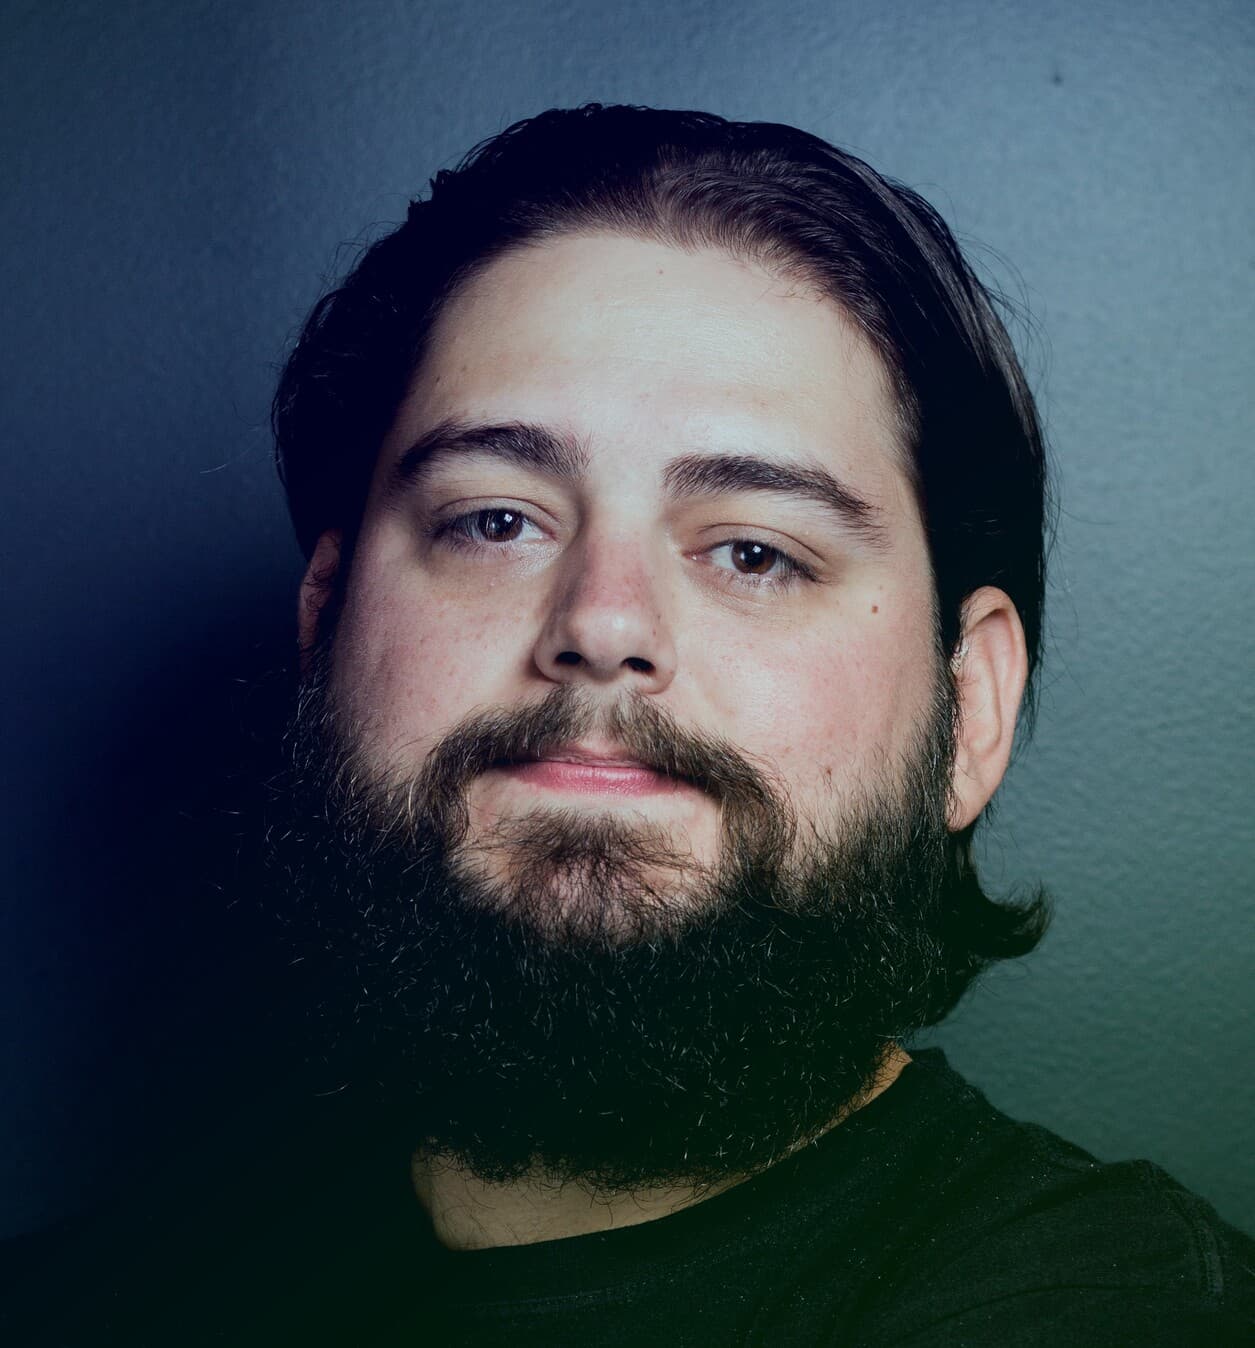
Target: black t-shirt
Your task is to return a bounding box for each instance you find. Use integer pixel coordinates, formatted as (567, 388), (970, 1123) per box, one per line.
(6, 1049), (1254, 1345)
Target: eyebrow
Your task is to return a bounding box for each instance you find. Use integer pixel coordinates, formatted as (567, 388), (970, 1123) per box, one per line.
(386, 419), (887, 545)
(663, 452), (887, 547)
(387, 419), (589, 494)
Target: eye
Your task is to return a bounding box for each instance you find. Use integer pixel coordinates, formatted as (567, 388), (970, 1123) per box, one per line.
(471, 507), (525, 542)
(708, 538), (811, 587)
(436, 506), (539, 547)
(729, 540), (780, 575)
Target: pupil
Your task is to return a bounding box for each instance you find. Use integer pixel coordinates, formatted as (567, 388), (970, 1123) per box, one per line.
(734, 540), (774, 574)
(481, 509), (520, 541)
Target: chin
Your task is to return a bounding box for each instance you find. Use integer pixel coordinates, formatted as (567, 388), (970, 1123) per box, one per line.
(449, 807), (726, 945)
(467, 785), (722, 865)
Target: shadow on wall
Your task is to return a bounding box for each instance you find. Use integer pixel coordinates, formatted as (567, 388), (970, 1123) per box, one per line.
(8, 582), (308, 1237)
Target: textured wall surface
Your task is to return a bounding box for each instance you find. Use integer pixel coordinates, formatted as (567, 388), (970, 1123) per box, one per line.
(3, 0), (1252, 1237)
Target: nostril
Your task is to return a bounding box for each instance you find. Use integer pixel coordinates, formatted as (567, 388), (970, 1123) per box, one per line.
(625, 657), (654, 674)
(555, 651), (583, 667)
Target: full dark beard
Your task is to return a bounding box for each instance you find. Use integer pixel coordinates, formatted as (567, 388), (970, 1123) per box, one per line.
(266, 653), (962, 1195)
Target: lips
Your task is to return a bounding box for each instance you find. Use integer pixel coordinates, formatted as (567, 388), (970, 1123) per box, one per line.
(493, 742), (685, 798)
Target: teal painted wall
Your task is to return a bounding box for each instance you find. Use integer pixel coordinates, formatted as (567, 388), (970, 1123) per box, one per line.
(3, 0), (1252, 1236)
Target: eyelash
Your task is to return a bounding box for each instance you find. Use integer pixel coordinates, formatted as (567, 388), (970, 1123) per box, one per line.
(430, 507), (817, 591)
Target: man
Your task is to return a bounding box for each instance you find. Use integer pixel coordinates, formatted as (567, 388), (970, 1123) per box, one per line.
(11, 104), (1254, 1344)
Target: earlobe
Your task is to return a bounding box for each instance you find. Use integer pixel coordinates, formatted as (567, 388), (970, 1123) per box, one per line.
(947, 587), (1028, 831)
(297, 529), (343, 672)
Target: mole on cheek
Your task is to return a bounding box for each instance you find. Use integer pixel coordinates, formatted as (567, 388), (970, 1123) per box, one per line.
(871, 605), (879, 614)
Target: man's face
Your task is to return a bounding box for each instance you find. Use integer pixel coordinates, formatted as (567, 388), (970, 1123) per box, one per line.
(279, 233), (965, 1191)
(326, 234), (941, 893)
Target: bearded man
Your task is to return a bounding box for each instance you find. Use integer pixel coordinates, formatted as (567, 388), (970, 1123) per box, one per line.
(10, 105), (1253, 1345)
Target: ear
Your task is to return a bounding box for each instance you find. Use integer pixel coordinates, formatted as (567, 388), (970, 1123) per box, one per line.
(297, 529), (343, 673)
(947, 586), (1028, 831)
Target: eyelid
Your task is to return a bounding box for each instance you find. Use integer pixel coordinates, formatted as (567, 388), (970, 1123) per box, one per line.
(690, 513), (826, 559)
(428, 495), (558, 532)
(418, 465), (566, 517)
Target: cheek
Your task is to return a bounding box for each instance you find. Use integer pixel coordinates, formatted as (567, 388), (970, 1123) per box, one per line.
(693, 603), (936, 806)
(331, 565), (519, 763)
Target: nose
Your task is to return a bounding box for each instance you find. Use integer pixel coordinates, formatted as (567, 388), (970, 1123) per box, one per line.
(532, 530), (677, 693)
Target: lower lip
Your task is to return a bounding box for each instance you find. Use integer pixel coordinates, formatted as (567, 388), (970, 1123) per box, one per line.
(495, 760), (684, 798)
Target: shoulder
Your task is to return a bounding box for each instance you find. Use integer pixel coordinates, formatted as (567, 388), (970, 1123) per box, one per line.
(844, 1053), (1255, 1345)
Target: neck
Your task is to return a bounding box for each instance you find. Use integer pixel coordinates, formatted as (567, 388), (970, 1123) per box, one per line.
(412, 1044), (911, 1251)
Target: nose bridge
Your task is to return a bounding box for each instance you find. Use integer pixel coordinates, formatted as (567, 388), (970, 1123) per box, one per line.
(575, 523), (656, 619)
(535, 517), (676, 688)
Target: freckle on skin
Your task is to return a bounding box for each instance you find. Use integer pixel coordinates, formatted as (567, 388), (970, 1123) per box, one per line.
(871, 605), (879, 614)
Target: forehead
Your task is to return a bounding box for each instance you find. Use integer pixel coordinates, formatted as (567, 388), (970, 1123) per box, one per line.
(380, 232), (910, 503)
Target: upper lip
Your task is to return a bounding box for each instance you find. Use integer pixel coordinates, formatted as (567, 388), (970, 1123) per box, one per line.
(529, 741), (657, 770)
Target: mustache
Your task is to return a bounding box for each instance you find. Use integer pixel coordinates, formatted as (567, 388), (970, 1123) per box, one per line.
(403, 685), (788, 847)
